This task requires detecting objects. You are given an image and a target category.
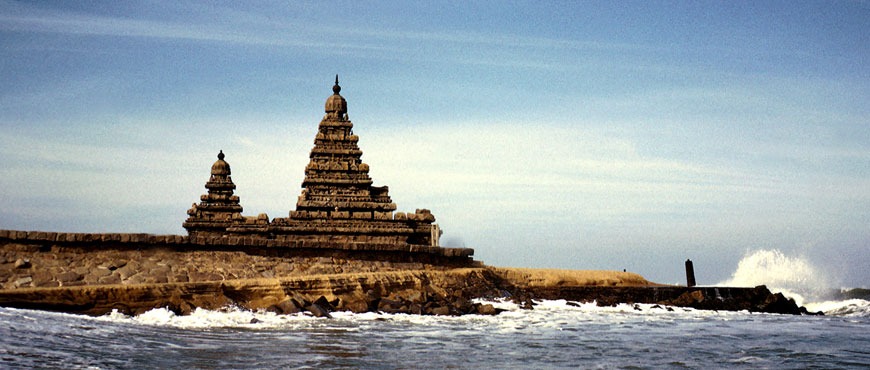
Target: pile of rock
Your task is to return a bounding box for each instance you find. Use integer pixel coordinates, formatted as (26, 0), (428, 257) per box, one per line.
(263, 289), (504, 318)
(664, 286), (822, 315)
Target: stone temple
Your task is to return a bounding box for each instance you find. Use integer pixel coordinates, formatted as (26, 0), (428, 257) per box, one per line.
(183, 76), (443, 248)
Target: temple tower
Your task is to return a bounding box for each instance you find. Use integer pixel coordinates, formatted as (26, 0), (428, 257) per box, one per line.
(270, 76), (440, 246)
(182, 150), (245, 236)
(296, 75), (397, 219)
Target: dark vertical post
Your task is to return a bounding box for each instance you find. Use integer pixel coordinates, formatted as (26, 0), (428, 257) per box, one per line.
(685, 259), (696, 287)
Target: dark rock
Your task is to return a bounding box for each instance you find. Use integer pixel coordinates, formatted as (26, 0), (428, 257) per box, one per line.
(840, 288), (870, 301)
(453, 297), (473, 313)
(407, 303), (423, 315)
(364, 289), (381, 311)
(291, 297), (306, 310)
(670, 290), (705, 307)
(430, 306), (451, 316)
(756, 292), (802, 315)
(56, 271), (83, 283)
(404, 290), (425, 304)
(275, 299), (302, 314)
(306, 303), (332, 318)
(519, 297), (535, 310)
(377, 298), (403, 313)
(313, 296), (336, 312)
(476, 303), (500, 315)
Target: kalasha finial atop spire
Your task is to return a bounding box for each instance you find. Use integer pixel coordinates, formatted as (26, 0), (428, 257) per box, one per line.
(325, 75), (348, 116)
(211, 150), (230, 176)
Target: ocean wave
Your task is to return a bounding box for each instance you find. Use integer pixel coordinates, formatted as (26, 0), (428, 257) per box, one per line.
(76, 299), (752, 330)
(805, 299), (870, 317)
(717, 249), (834, 306)
(2, 299), (867, 369)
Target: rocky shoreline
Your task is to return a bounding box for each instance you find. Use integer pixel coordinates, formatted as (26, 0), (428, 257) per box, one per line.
(0, 267), (814, 318)
(1, 230), (814, 317)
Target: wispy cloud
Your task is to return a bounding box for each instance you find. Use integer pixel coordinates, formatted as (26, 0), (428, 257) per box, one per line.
(0, 3), (388, 51)
(0, 1), (659, 70)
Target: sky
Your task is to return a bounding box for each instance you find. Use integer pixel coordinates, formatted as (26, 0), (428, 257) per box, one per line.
(1, 1), (868, 287)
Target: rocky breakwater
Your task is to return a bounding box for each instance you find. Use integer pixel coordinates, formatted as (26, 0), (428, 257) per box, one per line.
(0, 268), (510, 317)
(1, 230), (814, 317)
(496, 267), (818, 315)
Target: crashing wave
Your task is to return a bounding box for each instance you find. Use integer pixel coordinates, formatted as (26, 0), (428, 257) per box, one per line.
(805, 299), (870, 317)
(718, 249), (832, 306)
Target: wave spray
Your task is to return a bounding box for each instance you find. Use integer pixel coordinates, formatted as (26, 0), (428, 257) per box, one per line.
(718, 249), (831, 306)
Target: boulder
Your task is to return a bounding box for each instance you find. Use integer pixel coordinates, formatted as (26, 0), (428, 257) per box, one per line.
(364, 289), (381, 311)
(313, 296), (336, 312)
(56, 271), (83, 283)
(274, 299), (302, 314)
(475, 303), (500, 315)
(13, 276), (32, 288)
(306, 303), (332, 318)
(430, 306), (451, 316)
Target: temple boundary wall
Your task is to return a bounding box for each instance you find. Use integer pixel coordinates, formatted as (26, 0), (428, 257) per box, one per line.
(0, 229), (474, 259)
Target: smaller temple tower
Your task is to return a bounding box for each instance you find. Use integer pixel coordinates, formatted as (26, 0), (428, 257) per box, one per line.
(182, 150), (245, 237)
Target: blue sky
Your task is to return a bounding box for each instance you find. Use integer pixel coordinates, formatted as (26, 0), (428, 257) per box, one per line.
(1, 1), (867, 286)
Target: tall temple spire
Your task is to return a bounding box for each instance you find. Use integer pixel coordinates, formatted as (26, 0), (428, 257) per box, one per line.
(269, 77), (439, 246)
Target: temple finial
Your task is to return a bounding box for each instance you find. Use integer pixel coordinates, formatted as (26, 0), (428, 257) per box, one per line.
(218, 150), (224, 160)
(333, 74), (341, 94)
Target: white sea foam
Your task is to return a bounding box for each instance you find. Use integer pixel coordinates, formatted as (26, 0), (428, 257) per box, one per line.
(718, 249), (832, 306)
(2, 300), (867, 368)
(94, 306), (320, 329)
(87, 299), (729, 330)
(805, 299), (870, 317)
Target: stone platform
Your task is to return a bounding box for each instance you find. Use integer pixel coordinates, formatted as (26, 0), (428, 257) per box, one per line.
(0, 229), (474, 290)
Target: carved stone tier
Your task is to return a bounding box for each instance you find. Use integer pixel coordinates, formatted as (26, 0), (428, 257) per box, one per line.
(183, 151), (263, 236)
(274, 76), (440, 246)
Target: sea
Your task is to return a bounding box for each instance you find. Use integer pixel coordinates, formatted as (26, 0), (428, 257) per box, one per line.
(1, 250), (868, 369)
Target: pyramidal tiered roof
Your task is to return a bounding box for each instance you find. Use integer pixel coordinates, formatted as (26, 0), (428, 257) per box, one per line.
(183, 77), (442, 248)
(296, 75), (395, 216)
(182, 150), (244, 233)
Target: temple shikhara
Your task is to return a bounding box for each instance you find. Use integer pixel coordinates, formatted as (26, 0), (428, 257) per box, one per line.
(183, 76), (443, 249)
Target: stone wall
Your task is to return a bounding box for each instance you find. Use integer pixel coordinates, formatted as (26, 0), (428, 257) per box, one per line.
(0, 230), (472, 257)
(0, 229), (476, 291)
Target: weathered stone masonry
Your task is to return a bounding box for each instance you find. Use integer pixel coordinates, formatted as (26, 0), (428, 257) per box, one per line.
(0, 229), (475, 290)
(184, 76), (451, 251)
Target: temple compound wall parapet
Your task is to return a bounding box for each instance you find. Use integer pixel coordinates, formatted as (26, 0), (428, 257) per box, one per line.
(182, 76), (463, 257)
(0, 230), (473, 259)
